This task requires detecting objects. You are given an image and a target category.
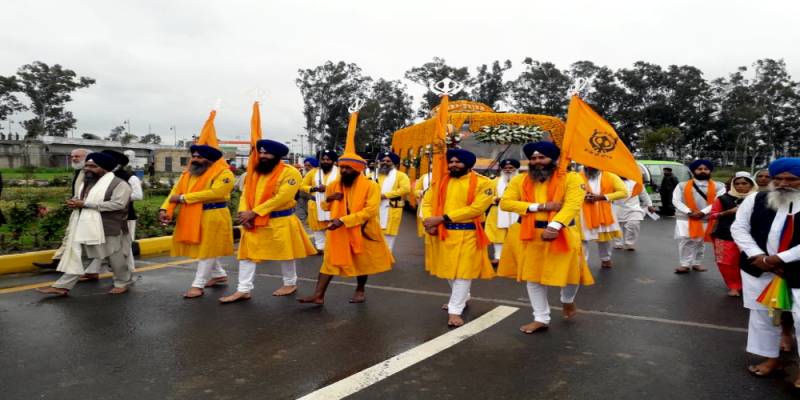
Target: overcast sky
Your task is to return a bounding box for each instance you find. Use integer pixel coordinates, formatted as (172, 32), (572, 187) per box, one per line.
(1, 0), (798, 149)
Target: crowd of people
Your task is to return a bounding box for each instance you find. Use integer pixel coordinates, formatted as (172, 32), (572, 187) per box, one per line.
(28, 137), (800, 388)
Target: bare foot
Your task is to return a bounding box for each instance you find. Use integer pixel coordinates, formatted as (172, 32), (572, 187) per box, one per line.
(297, 295), (324, 305)
(79, 273), (100, 282)
(36, 287), (69, 296)
(781, 332), (793, 352)
(674, 267), (690, 274)
(219, 291), (251, 304)
(727, 289), (741, 297)
(562, 302), (577, 319)
(747, 358), (782, 376)
(447, 314), (464, 327)
(272, 285), (297, 296)
(349, 291), (366, 303)
(601, 260), (613, 269)
(108, 286), (129, 295)
(519, 321), (549, 334)
(204, 277), (228, 288)
(691, 265), (707, 272)
(183, 287), (204, 299)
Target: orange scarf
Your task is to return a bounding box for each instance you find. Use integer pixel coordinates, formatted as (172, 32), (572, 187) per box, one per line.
(167, 161), (228, 244)
(630, 182), (643, 197)
(519, 172), (569, 252)
(244, 162), (286, 230)
(684, 179), (716, 241)
(434, 172), (490, 248)
(581, 172), (616, 230)
(327, 175), (370, 269)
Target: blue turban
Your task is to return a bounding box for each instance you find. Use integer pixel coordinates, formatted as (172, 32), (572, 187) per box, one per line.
(769, 157), (800, 177)
(379, 151), (401, 165)
(446, 149), (477, 169)
(499, 159), (520, 169)
(101, 149), (129, 167)
(523, 141), (560, 160)
(320, 150), (339, 162)
(304, 157), (319, 167)
(85, 152), (119, 171)
(189, 145), (223, 162)
(688, 159), (714, 172)
(256, 139), (289, 158)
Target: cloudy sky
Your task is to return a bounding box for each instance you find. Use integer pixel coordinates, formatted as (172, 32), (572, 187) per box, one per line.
(1, 0), (798, 149)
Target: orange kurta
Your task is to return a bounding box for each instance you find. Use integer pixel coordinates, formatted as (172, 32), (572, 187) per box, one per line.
(319, 178), (394, 277)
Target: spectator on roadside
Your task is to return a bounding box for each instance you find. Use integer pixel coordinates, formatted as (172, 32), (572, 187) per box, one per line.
(659, 167), (679, 216)
(708, 172), (757, 296)
(755, 169), (771, 192)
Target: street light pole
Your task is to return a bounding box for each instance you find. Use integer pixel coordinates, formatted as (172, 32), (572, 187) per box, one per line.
(170, 125), (177, 146)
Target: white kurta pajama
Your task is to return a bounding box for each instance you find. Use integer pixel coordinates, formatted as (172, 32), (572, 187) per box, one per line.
(53, 174), (134, 290)
(672, 179), (726, 267)
(487, 173), (519, 261)
(731, 193), (800, 358)
(612, 180), (653, 249)
(312, 166), (338, 250)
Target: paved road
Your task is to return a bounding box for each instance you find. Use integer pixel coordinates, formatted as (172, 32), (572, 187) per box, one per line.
(1, 211), (798, 399)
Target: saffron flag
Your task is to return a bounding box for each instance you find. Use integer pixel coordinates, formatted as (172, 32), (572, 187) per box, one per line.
(245, 102), (263, 198)
(562, 96), (642, 185)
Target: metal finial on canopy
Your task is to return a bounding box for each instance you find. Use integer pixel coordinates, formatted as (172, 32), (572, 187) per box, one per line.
(429, 78), (464, 97)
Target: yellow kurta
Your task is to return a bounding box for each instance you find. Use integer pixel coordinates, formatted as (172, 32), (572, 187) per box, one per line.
(421, 173), (496, 280)
(319, 178), (394, 277)
(497, 173), (594, 287)
(377, 170), (411, 236)
(414, 177), (427, 237)
(581, 171), (627, 242)
(484, 176), (519, 244)
(161, 168), (235, 259)
(300, 167), (335, 231)
(237, 166), (316, 262)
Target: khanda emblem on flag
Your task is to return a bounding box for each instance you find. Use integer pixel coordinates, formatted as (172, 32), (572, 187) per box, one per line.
(588, 129), (618, 155)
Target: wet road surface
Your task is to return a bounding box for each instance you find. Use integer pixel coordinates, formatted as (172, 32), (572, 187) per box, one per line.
(1, 211), (798, 399)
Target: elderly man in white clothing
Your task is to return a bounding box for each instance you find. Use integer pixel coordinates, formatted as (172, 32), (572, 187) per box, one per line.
(36, 152), (134, 296)
(730, 157), (800, 385)
(672, 159), (726, 273)
(612, 176), (655, 251)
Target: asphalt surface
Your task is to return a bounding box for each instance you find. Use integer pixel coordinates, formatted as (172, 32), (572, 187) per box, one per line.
(1, 210), (799, 399)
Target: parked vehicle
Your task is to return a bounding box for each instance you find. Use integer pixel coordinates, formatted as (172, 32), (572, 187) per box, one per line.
(637, 160), (691, 207)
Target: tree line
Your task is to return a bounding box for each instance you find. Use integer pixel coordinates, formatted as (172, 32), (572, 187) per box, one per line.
(297, 57), (800, 166)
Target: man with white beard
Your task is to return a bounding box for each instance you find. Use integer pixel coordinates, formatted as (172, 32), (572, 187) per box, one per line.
(485, 159), (520, 265)
(34, 148), (92, 270)
(731, 157), (800, 385)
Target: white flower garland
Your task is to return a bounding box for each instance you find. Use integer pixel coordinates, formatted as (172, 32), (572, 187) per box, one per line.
(472, 125), (545, 144)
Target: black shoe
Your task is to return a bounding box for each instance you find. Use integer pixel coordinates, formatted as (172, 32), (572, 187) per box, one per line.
(33, 260), (59, 269)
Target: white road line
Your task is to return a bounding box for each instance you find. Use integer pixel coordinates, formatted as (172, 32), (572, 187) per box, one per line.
(168, 267), (748, 334)
(296, 305), (519, 400)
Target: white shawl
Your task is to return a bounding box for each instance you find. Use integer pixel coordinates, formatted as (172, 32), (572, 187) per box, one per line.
(57, 173), (115, 275)
(496, 173), (519, 228)
(315, 166), (338, 222)
(379, 168), (398, 229)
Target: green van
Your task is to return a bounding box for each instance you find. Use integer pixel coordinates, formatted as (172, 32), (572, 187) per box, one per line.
(637, 160), (691, 206)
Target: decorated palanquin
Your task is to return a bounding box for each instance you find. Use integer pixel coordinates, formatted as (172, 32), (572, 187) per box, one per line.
(390, 100), (565, 206)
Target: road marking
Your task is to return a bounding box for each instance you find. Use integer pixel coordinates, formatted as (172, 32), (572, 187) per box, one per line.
(296, 305), (519, 400)
(246, 272), (749, 334)
(0, 259), (195, 294)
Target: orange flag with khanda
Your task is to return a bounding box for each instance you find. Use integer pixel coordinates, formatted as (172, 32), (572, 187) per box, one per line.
(561, 96), (642, 185)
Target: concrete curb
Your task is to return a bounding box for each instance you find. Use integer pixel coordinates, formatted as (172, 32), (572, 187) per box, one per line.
(0, 227), (242, 276)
